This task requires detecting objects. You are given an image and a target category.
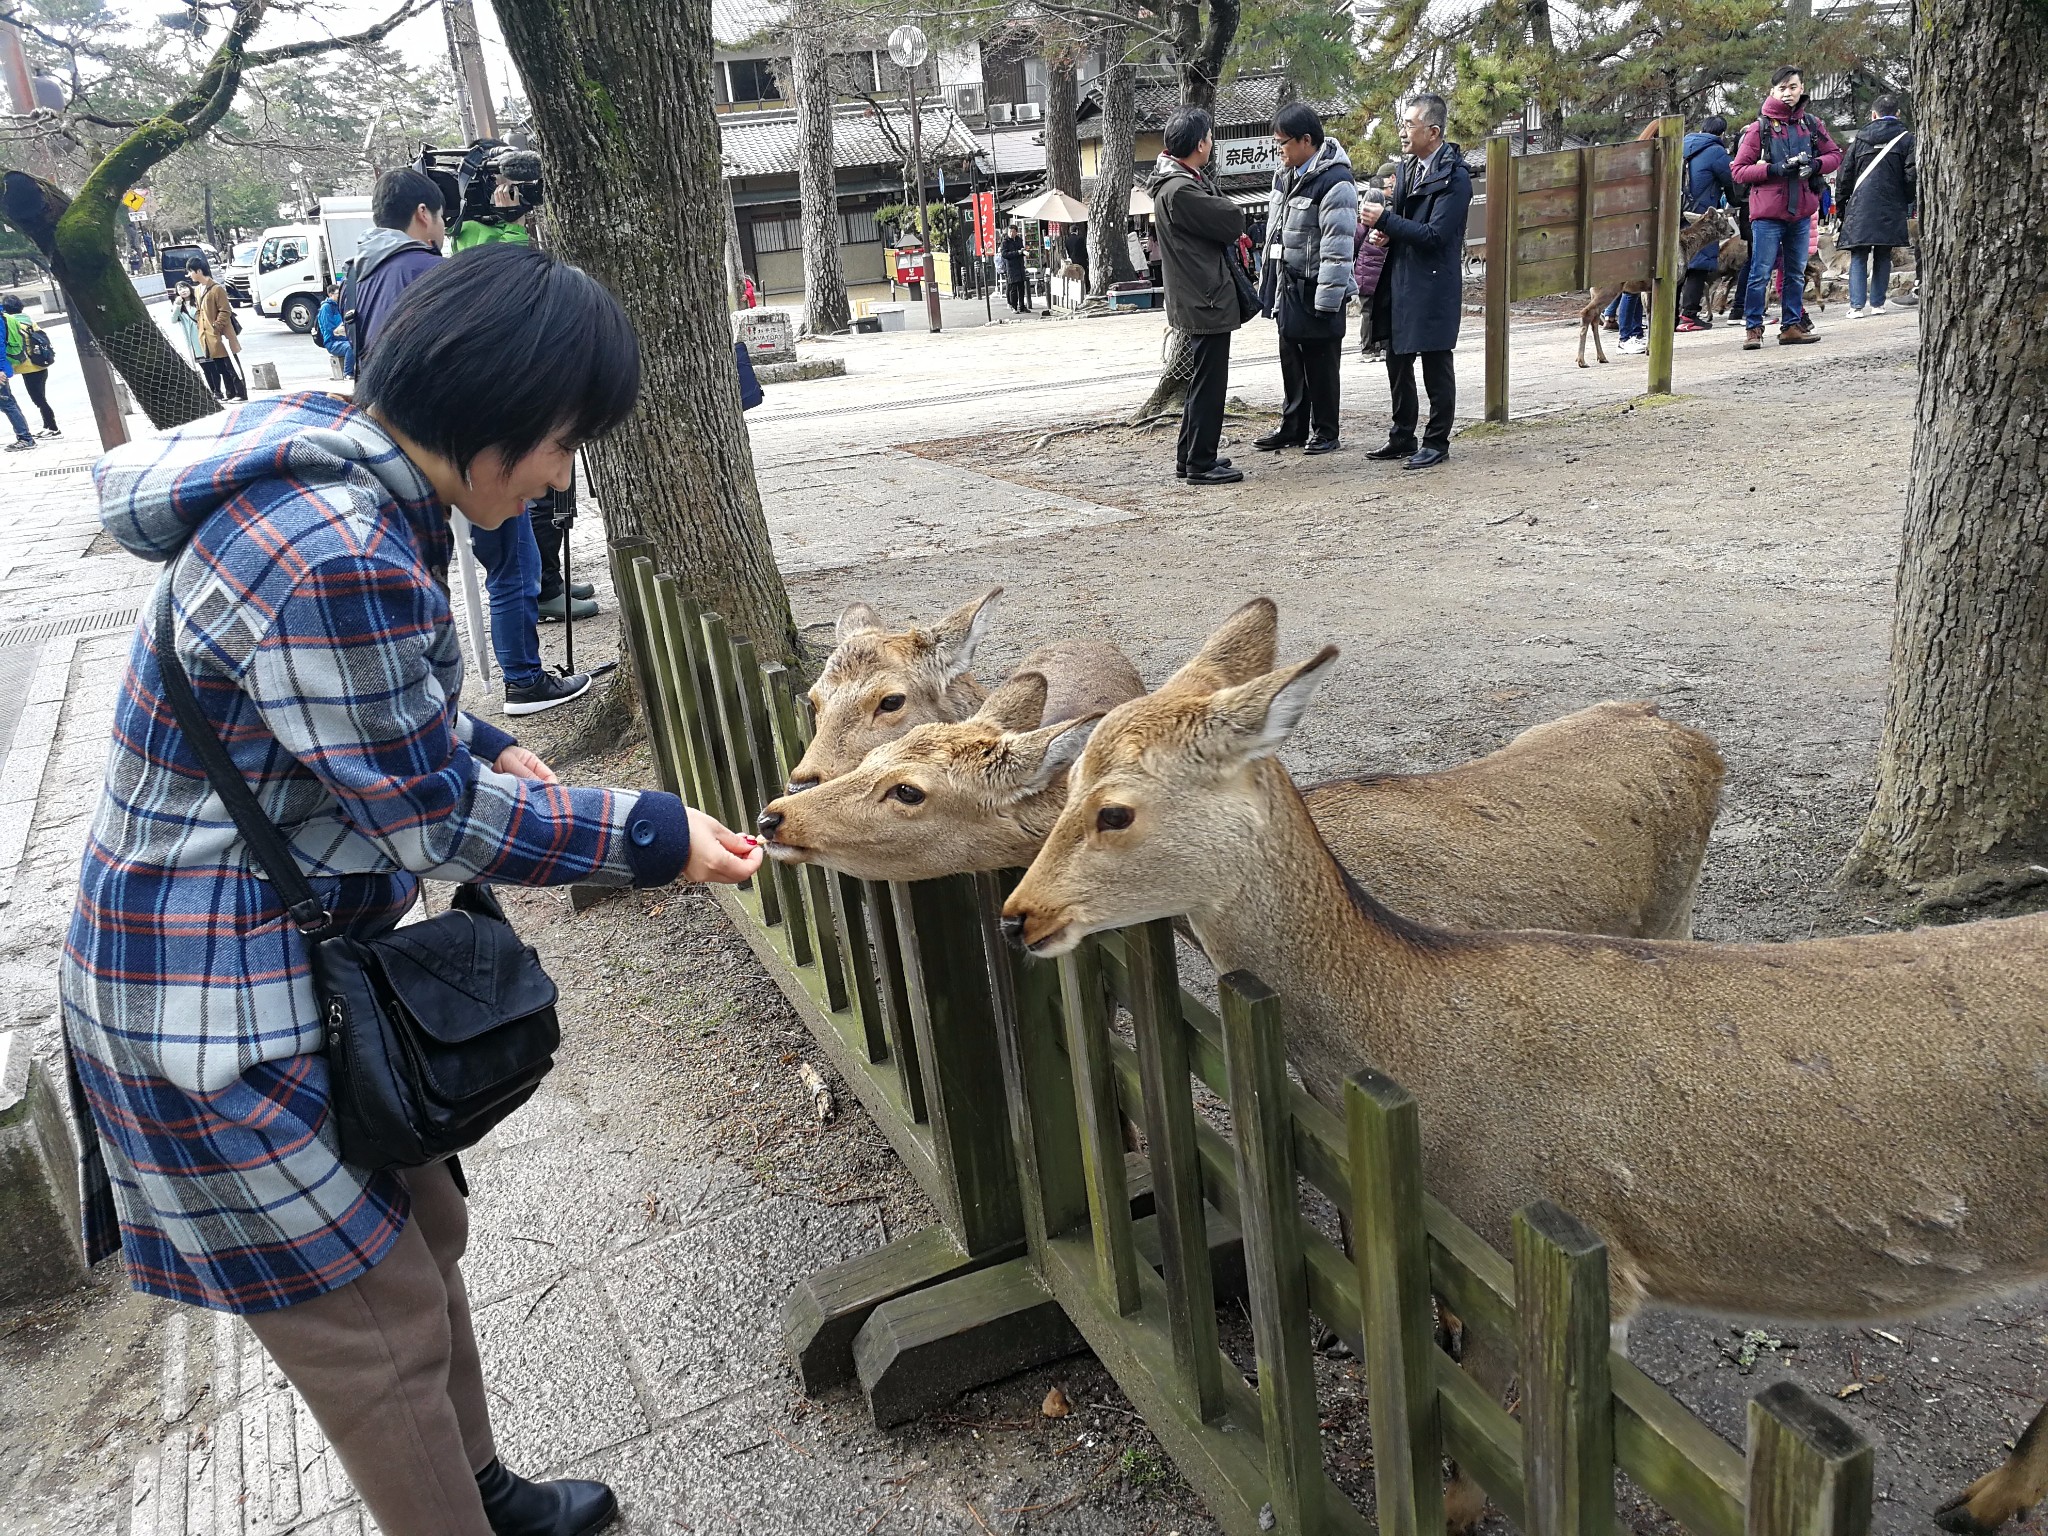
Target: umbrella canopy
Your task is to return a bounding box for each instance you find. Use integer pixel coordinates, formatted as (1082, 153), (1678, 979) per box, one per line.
(1128, 186), (1154, 216)
(1010, 189), (1090, 223)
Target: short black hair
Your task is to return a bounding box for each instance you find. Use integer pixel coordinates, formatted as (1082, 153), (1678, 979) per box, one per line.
(372, 167), (444, 231)
(1273, 102), (1324, 145)
(1873, 93), (1901, 117)
(0, 294), (20, 313)
(356, 244), (641, 479)
(1771, 65), (1804, 86)
(1162, 107), (1213, 160)
(185, 255), (210, 276)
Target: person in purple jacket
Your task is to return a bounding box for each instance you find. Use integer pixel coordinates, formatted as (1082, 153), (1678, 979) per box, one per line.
(1353, 160), (1396, 357)
(344, 168), (447, 365)
(1732, 66), (1842, 349)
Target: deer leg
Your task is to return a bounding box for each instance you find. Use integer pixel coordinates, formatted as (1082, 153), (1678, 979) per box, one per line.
(1937, 1404), (2048, 1533)
(1590, 315), (1610, 365)
(1577, 319), (1591, 368)
(1441, 1307), (1511, 1534)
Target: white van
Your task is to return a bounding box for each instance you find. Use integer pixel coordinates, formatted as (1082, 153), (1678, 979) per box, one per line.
(252, 196), (374, 333)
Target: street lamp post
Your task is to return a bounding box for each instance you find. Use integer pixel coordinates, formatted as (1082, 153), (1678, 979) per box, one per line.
(889, 24), (942, 335)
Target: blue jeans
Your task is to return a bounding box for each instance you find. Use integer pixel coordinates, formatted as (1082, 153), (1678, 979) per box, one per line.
(469, 509), (544, 689)
(1617, 292), (1645, 341)
(0, 377), (29, 443)
(1848, 247), (1892, 310)
(1745, 216), (1810, 332)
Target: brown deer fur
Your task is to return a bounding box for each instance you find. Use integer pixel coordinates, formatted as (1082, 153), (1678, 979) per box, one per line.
(760, 603), (1720, 943)
(1002, 604), (2048, 1534)
(784, 588), (1144, 789)
(1578, 207), (1736, 366)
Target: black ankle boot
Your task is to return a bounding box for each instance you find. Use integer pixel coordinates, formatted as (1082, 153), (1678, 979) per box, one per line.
(475, 1458), (618, 1536)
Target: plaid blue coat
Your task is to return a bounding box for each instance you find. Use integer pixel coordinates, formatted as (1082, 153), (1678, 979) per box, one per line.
(60, 393), (688, 1314)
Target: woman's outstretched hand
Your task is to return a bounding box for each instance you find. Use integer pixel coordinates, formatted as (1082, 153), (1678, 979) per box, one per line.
(684, 808), (765, 885)
(495, 745), (558, 783)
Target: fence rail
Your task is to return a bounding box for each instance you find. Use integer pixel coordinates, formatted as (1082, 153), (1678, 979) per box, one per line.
(610, 545), (1874, 1536)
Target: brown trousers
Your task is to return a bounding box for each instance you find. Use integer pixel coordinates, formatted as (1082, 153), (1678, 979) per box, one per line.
(243, 1162), (499, 1536)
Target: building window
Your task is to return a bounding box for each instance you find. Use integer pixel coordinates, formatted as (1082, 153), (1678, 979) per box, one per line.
(841, 209), (880, 245)
(829, 51), (879, 95)
(726, 57), (783, 104)
(752, 216), (798, 253)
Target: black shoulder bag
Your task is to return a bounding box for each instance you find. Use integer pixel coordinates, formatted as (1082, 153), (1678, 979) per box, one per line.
(154, 596), (560, 1174)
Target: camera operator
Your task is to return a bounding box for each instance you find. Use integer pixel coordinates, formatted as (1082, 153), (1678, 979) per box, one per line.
(1732, 66), (1841, 349)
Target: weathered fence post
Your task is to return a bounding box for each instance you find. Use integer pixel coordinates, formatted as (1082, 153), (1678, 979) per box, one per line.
(1516, 1201), (1615, 1536)
(1060, 941), (1142, 1315)
(1746, 1382), (1874, 1536)
(1485, 132), (1513, 423)
(1221, 972), (1325, 1534)
(1346, 1068), (1445, 1536)
(1646, 113), (1684, 396)
(700, 613), (772, 914)
(608, 539), (680, 796)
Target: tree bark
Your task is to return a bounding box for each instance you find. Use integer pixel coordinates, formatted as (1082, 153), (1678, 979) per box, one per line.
(494, 0), (799, 663)
(1173, 0), (1239, 110)
(1045, 51), (1082, 198)
(789, 13), (851, 335)
(1085, 15), (1139, 298)
(1843, 0), (2048, 909)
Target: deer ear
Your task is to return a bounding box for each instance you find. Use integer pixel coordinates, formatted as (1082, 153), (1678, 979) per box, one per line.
(1167, 597), (1280, 692)
(929, 586), (1003, 683)
(1005, 714), (1101, 799)
(1206, 647), (1340, 763)
(975, 669), (1048, 732)
(836, 601), (885, 642)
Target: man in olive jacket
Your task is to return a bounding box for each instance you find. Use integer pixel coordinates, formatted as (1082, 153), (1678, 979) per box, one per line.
(1360, 93), (1472, 469)
(1151, 106), (1247, 485)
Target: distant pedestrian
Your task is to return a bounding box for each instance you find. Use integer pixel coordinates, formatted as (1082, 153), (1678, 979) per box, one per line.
(1360, 92), (1472, 470)
(1063, 222), (1088, 280)
(170, 281), (211, 391)
(1835, 94), (1916, 317)
(1354, 162), (1396, 357)
(315, 281), (354, 377)
(999, 225), (1028, 311)
(1732, 66), (1842, 348)
(1679, 115), (1739, 330)
(2, 294), (60, 437)
(185, 257), (247, 401)
(741, 271), (758, 308)
(0, 336), (34, 452)
(1255, 102), (1357, 456)
(345, 167), (445, 366)
(1125, 223), (1148, 280)
(1150, 105), (1248, 485)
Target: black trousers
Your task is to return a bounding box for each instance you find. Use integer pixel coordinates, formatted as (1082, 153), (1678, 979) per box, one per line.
(1004, 276), (1026, 311)
(1277, 333), (1342, 444)
(1176, 330), (1232, 474)
(19, 369), (56, 431)
(1385, 350), (1455, 453)
(201, 355), (246, 401)
(1680, 269), (1711, 320)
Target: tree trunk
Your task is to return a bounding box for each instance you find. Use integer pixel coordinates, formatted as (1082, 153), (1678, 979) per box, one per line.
(790, 14), (851, 335)
(1045, 52), (1082, 198)
(1174, 0), (1239, 110)
(720, 181), (744, 313)
(494, 0), (799, 664)
(1843, 0), (2048, 910)
(1526, 0), (1566, 151)
(1086, 17), (1139, 298)
(1130, 326), (1194, 421)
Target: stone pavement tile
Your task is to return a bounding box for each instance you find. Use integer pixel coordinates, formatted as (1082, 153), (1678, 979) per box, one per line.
(472, 1268), (652, 1473)
(460, 1117), (758, 1306)
(557, 1388), (889, 1536)
(600, 1196), (885, 1421)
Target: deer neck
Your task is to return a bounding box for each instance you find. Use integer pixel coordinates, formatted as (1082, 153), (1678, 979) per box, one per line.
(1185, 762), (1435, 1102)
(990, 779), (1071, 867)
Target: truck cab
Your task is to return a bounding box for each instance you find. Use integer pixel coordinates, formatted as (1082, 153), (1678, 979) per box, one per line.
(253, 197), (373, 334)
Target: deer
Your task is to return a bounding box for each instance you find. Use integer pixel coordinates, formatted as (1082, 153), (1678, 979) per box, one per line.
(1001, 601), (2048, 1536)
(1710, 233), (1749, 319)
(757, 601), (1723, 941)
(783, 587), (1144, 791)
(1579, 206), (1738, 366)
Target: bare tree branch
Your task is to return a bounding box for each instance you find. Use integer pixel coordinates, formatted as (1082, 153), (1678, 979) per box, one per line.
(241, 0), (437, 68)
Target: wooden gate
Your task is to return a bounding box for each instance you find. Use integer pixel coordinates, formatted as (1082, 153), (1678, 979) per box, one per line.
(610, 546), (1876, 1536)
(1476, 117), (1685, 422)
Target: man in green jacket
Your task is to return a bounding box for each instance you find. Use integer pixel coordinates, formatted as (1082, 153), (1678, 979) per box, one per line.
(1150, 107), (1247, 485)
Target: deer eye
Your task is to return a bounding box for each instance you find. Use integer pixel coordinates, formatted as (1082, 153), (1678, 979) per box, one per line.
(887, 783), (926, 806)
(1096, 805), (1134, 832)
(877, 693), (907, 714)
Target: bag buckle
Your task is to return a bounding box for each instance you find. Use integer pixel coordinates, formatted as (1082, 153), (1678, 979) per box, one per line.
(290, 896), (334, 935)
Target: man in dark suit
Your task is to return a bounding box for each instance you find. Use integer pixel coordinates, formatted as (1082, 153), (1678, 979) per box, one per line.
(1360, 92), (1473, 469)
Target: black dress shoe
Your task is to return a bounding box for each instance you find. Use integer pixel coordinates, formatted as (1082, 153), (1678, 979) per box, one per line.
(1365, 440), (1418, 461)
(1304, 437), (1340, 456)
(1183, 464), (1245, 485)
(1252, 431), (1302, 451)
(476, 1458), (618, 1536)
(1403, 446), (1450, 470)
(1175, 457), (1232, 479)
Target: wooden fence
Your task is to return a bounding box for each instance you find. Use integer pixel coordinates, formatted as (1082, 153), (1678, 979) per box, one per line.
(610, 540), (1875, 1536)
(1465, 120), (1685, 423)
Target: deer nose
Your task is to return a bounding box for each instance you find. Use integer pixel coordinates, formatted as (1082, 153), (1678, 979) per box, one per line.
(1000, 914), (1027, 949)
(756, 809), (784, 838)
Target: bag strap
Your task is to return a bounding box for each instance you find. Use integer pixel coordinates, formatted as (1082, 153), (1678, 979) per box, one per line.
(153, 588), (333, 936)
(1855, 131), (1906, 184)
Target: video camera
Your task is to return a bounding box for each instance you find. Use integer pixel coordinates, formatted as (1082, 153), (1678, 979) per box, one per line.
(415, 138), (544, 243)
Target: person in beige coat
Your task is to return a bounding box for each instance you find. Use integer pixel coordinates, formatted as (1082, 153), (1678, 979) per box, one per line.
(186, 257), (247, 401)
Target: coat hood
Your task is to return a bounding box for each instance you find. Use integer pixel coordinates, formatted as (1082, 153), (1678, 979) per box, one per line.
(1149, 153), (1198, 191)
(1684, 130), (1726, 152)
(351, 225), (438, 284)
(1276, 134), (1352, 189)
(1761, 94), (1808, 123)
(96, 392), (444, 566)
(1855, 116), (1908, 145)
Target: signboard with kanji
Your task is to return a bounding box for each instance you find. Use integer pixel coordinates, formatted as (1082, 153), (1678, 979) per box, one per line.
(1212, 137), (1279, 178)
(972, 190), (996, 255)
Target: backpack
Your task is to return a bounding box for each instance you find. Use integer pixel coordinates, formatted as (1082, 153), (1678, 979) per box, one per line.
(22, 320), (53, 368)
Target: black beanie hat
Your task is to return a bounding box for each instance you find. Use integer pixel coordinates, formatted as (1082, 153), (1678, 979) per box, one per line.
(1701, 114), (1728, 137)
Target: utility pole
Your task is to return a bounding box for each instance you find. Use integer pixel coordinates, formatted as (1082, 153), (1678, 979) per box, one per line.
(443, 0), (499, 141)
(0, 19), (33, 116)
(889, 26), (941, 334)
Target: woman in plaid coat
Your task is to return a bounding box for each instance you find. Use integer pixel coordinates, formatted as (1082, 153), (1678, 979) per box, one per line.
(60, 245), (759, 1536)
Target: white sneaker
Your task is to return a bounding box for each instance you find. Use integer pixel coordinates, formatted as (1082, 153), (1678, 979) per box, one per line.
(1616, 336), (1649, 354)
(1867, 303), (1887, 316)
(1847, 305), (1867, 318)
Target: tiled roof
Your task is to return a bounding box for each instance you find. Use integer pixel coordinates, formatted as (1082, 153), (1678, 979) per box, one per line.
(710, 0), (783, 48)
(1078, 71), (1342, 137)
(721, 103), (984, 178)
(975, 126), (1048, 177)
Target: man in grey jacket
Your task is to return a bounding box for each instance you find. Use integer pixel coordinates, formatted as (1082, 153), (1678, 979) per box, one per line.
(1151, 107), (1247, 485)
(1255, 103), (1357, 455)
